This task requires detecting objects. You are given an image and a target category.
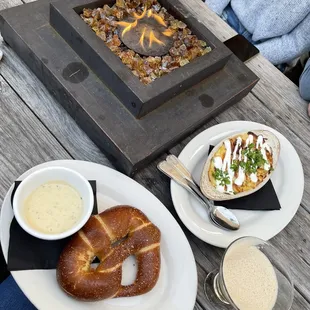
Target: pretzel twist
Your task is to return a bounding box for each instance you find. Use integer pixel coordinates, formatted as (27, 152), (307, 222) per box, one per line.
(57, 205), (161, 300)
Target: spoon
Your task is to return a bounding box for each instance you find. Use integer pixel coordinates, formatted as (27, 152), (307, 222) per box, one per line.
(158, 156), (240, 231)
(166, 155), (240, 231)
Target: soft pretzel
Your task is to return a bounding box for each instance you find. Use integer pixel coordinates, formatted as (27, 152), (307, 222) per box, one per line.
(57, 205), (161, 300)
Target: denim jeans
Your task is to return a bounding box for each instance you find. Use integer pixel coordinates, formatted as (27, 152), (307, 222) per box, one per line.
(0, 276), (36, 310)
(221, 4), (286, 71)
(300, 58), (310, 101)
(221, 4), (255, 44)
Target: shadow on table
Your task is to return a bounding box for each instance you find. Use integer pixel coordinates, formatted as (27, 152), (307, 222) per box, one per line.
(0, 245), (9, 283)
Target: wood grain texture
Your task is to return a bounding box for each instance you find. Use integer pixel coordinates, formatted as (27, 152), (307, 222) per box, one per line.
(0, 0), (22, 10)
(24, 0), (309, 119)
(135, 147), (310, 307)
(50, 0), (232, 118)
(166, 92), (310, 303)
(133, 151), (310, 308)
(193, 303), (205, 310)
(182, 0), (308, 117)
(189, 207), (310, 305)
(213, 93), (310, 208)
(0, 0), (258, 174)
(0, 43), (113, 168)
(1, 0), (310, 309)
(247, 56), (309, 120)
(192, 241), (310, 310)
(169, 118), (219, 156)
(0, 75), (70, 203)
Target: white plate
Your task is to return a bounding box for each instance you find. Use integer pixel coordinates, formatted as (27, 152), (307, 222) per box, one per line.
(0, 160), (197, 310)
(171, 121), (304, 248)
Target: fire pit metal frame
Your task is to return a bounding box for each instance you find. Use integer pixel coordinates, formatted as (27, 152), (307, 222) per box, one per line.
(0, 0), (259, 175)
(50, 0), (232, 118)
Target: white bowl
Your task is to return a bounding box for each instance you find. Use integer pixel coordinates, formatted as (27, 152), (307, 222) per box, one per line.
(13, 166), (94, 240)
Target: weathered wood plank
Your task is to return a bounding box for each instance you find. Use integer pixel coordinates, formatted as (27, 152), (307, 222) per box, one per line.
(250, 90), (310, 149)
(169, 118), (219, 156)
(0, 75), (70, 203)
(293, 291), (310, 310)
(168, 91), (310, 208)
(0, 0), (111, 168)
(213, 93), (310, 208)
(165, 95), (310, 303)
(1, 1), (310, 309)
(134, 154), (175, 215)
(181, 0), (236, 42)
(164, 94), (310, 301)
(193, 243), (310, 310)
(0, 0), (22, 10)
(0, 43), (112, 168)
(247, 56), (309, 121)
(182, 0), (308, 119)
(189, 205), (310, 303)
(213, 97), (310, 302)
(134, 157), (208, 309)
(0, 0), (257, 175)
(135, 140), (310, 305)
(193, 303), (204, 310)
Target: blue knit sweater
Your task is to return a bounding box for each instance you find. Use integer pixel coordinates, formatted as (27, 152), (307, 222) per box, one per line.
(205, 0), (310, 64)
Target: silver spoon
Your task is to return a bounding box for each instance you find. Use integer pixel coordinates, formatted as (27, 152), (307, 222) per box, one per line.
(158, 156), (240, 231)
(166, 155), (240, 231)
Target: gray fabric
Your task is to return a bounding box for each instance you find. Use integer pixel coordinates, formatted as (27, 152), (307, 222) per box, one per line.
(205, 0), (310, 65)
(300, 59), (310, 101)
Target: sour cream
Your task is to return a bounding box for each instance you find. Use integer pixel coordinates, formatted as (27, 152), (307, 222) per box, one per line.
(23, 181), (83, 234)
(212, 134), (272, 193)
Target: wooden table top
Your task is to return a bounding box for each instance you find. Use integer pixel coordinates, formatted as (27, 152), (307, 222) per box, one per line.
(1, 0), (310, 309)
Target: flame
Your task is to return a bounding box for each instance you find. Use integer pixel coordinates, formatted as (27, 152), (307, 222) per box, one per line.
(149, 30), (165, 47)
(139, 27), (147, 49)
(117, 8), (174, 49)
(151, 12), (167, 27)
(118, 19), (138, 36)
(162, 28), (174, 37)
(133, 7), (147, 20)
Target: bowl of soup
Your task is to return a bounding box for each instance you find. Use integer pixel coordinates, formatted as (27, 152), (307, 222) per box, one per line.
(13, 167), (94, 240)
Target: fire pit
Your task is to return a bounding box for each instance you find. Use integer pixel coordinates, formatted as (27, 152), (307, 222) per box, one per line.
(80, 0), (212, 85)
(116, 6), (175, 57)
(0, 0), (259, 174)
(50, 0), (232, 118)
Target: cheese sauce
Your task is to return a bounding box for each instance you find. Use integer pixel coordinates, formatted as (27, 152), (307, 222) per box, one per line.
(24, 181), (83, 234)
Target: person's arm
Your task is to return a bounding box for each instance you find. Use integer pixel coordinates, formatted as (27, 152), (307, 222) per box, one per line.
(204, 0), (230, 16)
(255, 13), (310, 65)
(300, 59), (310, 101)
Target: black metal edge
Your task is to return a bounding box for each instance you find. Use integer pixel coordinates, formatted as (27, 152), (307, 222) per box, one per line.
(0, 2), (259, 176)
(223, 34), (260, 63)
(50, 2), (143, 117)
(139, 52), (231, 116)
(132, 64), (259, 175)
(0, 15), (135, 174)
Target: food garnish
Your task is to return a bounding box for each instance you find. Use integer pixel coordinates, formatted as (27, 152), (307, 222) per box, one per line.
(208, 132), (274, 195)
(212, 168), (230, 186)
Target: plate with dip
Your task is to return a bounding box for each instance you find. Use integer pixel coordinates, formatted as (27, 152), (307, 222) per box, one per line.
(12, 166), (94, 240)
(171, 121), (304, 248)
(0, 160), (197, 310)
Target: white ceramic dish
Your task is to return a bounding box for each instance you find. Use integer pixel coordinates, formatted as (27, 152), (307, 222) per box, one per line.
(200, 130), (280, 201)
(1, 160), (197, 310)
(13, 166), (94, 240)
(171, 121), (304, 248)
